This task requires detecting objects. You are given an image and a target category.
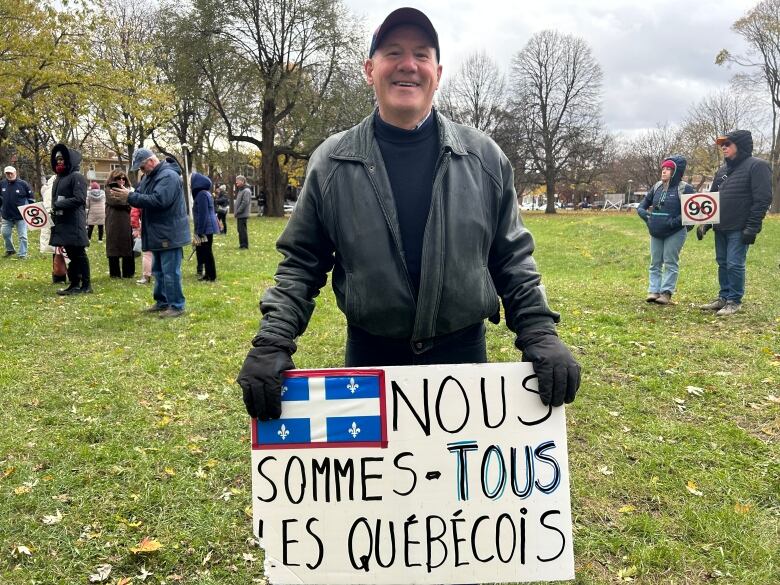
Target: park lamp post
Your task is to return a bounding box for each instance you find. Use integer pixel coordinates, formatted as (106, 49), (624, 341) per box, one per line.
(627, 179), (633, 205)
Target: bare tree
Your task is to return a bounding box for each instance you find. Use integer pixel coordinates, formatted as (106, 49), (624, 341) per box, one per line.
(509, 30), (604, 213)
(717, 0), (780, 211)
(680, 88), (766, 187)
(437, 50), (506, 134)
(621, 124), (683, 191)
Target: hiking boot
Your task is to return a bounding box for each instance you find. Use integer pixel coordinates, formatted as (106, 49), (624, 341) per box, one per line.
(158, 307), (185, 319)
(57, 285), (82, 296)
(655, 292), (672, 305)
(4, 250), (15, 257)
(142, 304), (168, 313)
(700, 297), (727, 311)
(646, 292), (660, 303)
(716, 301), (741, 316)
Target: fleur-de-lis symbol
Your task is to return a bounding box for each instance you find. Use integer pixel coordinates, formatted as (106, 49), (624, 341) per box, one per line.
(281, 385), (288, 396)
(346, 377), (359, 394)
(277, 424), (290, 440)
(348, 421), (361, 439)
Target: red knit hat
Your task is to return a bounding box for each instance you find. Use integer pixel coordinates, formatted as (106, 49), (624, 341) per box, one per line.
(660, 160), (676, 170)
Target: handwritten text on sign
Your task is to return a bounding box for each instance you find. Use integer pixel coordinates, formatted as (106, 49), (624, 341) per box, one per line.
(250, 363), (574, 584)
(681, 192), (720, 225)
(17, 203), (49, 230)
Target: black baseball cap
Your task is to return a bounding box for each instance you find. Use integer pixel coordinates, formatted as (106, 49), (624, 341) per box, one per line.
(368, 7), (440, 61)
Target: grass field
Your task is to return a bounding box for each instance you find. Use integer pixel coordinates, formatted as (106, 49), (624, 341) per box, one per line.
(1, 211), (778, 584)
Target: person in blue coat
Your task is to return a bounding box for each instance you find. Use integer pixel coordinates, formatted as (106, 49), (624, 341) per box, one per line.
(191, 172), (220, 281)
(637, 155), (695, 305)
(1, 165), (34, 259)
(110, 148), (191, 318)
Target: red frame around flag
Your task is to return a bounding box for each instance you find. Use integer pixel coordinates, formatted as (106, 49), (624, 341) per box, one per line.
(251, 369), (388, 450)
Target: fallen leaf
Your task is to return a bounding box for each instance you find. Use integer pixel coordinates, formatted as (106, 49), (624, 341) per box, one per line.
(608, 411), (619, 417)
(686, 386), (704, 397)
(12, 544), (32, 558)
(130, 537), (163, 554)
(14, 485), (31, 495)
(117, 578), (132, 585)
(202, 549), (213, 565)
(196, 393), (209, 401)
(137, 566), (153, 581)
(766, 395), (780, 404)
(686, 481), (703, 496)
(673, 398), (686, 405)
(618, 505), (636, 514)
(2, 466), (15, 479)
(42, 510), (63, 525)
(597, 466), (613, 476)
(617, 565), (638, 580)
(88, 564), (112, 582)
(164, 467), (176, 477)
(243, 552), (257, 562)
(734, 502), (752, 514)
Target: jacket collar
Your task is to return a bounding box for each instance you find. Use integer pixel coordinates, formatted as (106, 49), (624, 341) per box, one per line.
(330, 108), (468, 162)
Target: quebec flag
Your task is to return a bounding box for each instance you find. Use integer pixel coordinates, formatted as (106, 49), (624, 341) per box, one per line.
(252, 369), (387, 449)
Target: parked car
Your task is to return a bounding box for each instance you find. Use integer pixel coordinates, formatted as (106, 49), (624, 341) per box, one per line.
(622, 202), (640, 210)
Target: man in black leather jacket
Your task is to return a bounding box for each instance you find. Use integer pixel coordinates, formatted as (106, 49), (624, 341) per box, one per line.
(238, 7), (581, 420)
(697, 130), (772, 316)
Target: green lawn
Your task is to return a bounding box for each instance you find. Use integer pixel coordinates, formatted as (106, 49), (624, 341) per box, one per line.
(1, 212), (778, 584)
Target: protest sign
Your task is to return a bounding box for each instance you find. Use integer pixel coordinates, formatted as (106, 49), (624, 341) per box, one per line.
(681, 192), (720, 225)
(17, 202), (49, 230)
(251, 362), (574, 584)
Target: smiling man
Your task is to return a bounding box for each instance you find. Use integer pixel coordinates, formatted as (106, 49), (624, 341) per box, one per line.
(238, 7), (581, 421)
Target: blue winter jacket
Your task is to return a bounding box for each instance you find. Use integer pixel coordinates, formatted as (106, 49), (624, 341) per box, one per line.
(637, 154), (695, 239)
(0, 178), (34, 221)
(128, 160), (191, 251)
(191, 173), (220, 236)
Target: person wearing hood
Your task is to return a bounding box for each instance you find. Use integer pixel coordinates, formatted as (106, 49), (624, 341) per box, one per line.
(85, 180), (106, 241)
(697, 130), (772, 316)
(49, 144), (92, 295)
(109, 148), (190, 318)
(1, 165), (34, 259)
(637, 155), (695, 305)
(104, 169), (135, 278)
(191, 172), (220, 281)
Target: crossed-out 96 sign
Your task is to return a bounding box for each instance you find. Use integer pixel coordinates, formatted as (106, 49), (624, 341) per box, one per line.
(681, 192), (720, 226)
(18, 203), (49, 230)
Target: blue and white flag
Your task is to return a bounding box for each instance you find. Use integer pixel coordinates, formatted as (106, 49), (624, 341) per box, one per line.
(253, 371), (387, 449)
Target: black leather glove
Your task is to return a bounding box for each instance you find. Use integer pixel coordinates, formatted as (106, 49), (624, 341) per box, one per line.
(741, 230), (756, 245)
(516, 328), (581, 407)
(696, 224), (711, 240)
(237, 338), (296, 420)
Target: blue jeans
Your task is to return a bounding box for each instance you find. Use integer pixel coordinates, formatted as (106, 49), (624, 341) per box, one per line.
(1, 218), (28, 257)
(648, 227), (687, 293)
(151, 248), (185, 310)
(714, 230), (749, 303)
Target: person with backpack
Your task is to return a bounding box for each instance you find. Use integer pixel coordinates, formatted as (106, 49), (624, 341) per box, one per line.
(636, 155), (695, 305)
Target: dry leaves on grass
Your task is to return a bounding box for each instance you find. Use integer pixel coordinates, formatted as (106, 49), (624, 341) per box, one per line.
(618, 505), (636, 514)
(88, 564), (112, 582)
(734, 502), (752, 514)
(11, 544), (32, 558)
(130, 537), (163, 554)
(41, 510), (63, 525)
(686, 481), (703, 496)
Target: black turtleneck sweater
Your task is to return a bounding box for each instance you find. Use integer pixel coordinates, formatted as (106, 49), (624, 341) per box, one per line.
(373, 112), (439, 296)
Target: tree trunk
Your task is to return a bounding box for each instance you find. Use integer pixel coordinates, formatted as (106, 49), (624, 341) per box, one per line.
(545, 177), (556, 214)
(261, 97), (285, 217)
(771, 161), (780, 213)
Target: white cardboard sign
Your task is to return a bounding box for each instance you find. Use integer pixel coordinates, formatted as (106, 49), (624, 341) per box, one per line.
(681, 191), (720, 225)
(250, 362), (574, 584)
(17, 202), (49, 230)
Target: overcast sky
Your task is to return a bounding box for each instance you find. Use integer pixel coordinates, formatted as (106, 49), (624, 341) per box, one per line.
(344, 0), (760, 136)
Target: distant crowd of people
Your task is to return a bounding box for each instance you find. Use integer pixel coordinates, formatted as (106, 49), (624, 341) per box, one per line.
(0, 146), (279, 318)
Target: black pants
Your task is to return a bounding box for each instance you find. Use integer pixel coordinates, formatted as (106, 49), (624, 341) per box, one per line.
(87, 225), (104, 241)
(195, 235), (217, 280)
(217, 212), (227, 234)
(108, 256), (135, 278)
(345, 322), (487, 367)
(64, 246), (91, 288)
(237, 217), (248, 248)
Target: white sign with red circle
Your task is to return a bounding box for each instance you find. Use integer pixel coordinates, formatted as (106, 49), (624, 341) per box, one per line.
(18, 202), (49, 230)
(681, 192), (720, 225)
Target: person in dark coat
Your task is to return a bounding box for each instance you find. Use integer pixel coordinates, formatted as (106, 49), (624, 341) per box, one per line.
(104, 169), (135, 278)
(214, 185), (229, 234)
(49, 144), (92, 295)
(191, 172), (220, 281)
(1, 165), (34, 259)
(697, 130), (773, 316)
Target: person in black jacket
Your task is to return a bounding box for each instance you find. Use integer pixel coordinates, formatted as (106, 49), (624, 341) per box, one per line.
(697, 130), (772, 316)
(1, 166), (34, 259)
(49, 144), (92, 295)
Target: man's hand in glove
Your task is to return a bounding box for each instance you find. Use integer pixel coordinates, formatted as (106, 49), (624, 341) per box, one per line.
(696, 224), (711, 240)
(237, 338), (296, 420)
(516, 329), (581, 407)
(741, 230), (757, 245)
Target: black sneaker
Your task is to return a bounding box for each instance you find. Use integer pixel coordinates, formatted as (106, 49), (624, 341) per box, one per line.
(57, 285), (82, 296)
(4, 250), (15, 257)
(79, 285), (93, 294)
(158, 307), (185, 319)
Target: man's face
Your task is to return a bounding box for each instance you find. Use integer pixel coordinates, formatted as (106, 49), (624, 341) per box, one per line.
(138, 157), (156, 175)
(236, 179), (245, 188)
(720, 140), (737, 160)
(364, 24), (442, 128)
(5, 170), (15, 181)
